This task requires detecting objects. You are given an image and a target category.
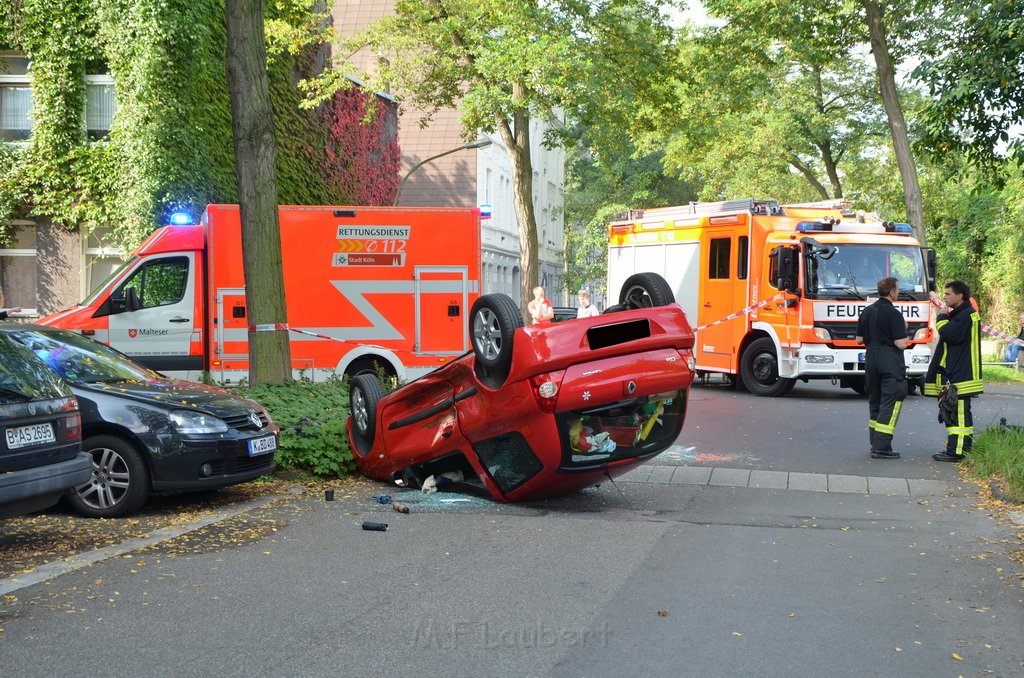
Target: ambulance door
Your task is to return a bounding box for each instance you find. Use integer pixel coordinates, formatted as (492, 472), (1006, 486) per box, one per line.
(696, 229), (748, 372)
(105, 253), (199, 375)
(414, 267), (469, 354)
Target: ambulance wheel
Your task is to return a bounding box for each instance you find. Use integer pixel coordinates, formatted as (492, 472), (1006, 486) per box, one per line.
(350, 373), (383, 454)
(619, 273), (675, 309)
(740, 337), (796, 397)
(470, 293), (523, 381)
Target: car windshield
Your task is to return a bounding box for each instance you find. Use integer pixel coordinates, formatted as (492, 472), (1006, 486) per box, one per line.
(0, 334), (69, 402)
(806, 244), (926, 299)
(9, 328), (157, 385)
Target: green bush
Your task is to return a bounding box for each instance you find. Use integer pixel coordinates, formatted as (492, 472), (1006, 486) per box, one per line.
(967, 425), (1024, 501)
(240, 378), (354, 477)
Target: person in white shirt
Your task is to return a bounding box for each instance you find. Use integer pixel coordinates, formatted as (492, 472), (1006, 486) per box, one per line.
(576, 290), (599, 319)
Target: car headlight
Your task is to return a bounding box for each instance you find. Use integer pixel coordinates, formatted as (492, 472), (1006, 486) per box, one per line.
(169, 410), (228, 434)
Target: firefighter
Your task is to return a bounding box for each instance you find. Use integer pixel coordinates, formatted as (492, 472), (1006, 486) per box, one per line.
(924, 280), (983, 462)
(855, 277), (909, 459)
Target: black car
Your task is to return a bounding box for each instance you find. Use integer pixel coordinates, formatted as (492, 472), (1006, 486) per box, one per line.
(1, 324), (279, 518)
(0, 333), (91, 519)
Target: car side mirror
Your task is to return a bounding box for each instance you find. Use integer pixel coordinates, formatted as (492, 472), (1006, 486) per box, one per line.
(770, 245), (799, 294)
(923, 247), (937, 292)
(125, 287), (140, 312)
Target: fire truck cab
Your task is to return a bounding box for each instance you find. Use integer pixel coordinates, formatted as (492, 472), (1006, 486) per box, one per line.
(608, 199), (936, 396)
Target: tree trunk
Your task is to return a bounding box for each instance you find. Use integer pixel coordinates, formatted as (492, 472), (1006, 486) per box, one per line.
(225, 0), (291, 384)
(862, 0), (926, 245)
(496, 88), (539, 324)
(789, 156), (831, 200)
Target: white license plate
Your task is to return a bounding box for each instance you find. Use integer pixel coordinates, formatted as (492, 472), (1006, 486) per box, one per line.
(857, 352), (866, 363)
(248, 435), (277, 457)
(6, 422), (56, 450)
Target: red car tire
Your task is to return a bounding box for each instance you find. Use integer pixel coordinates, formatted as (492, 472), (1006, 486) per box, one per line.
(619, 272), (675, 309)
(470, 293), (523, 383)
(350, 373), (383, 453)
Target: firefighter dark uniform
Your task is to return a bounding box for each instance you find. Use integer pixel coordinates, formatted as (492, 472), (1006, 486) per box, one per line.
(857, 297), (908, 458)
(924, 300), (983, 458)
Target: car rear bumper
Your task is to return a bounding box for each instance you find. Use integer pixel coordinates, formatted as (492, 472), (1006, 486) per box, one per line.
(0, 452), (92, 519)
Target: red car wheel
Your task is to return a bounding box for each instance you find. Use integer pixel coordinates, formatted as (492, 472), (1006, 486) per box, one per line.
(619, 272), (675, 309)
(470, 293), (523, 382)
(350, 373), (383, 451)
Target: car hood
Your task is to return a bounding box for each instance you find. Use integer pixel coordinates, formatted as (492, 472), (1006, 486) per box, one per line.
(76, 378), (260, 418)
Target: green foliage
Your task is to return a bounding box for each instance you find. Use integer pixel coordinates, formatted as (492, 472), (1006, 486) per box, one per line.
(240, 378), (354, 478)
(914, 0), (1024, 175)
(967, 424), (1024, 502)
(0, 0), (397, 252)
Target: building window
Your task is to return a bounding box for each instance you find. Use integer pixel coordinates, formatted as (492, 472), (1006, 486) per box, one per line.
(0, 54), (33, 142)
(0, 225), (38, 314)
(86, 76), (117, 140)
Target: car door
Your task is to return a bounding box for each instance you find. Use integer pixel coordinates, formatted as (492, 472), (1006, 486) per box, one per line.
(106, 253), (197, 373)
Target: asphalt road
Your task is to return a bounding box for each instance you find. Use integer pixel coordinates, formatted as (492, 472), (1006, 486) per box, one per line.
(2, 381), (1023, 677)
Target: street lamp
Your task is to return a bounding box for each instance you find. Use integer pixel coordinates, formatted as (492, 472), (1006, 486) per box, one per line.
(393, 137), (492, 206)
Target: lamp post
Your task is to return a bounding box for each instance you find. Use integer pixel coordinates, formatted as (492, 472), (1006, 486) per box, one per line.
(393, 138), (492, 206)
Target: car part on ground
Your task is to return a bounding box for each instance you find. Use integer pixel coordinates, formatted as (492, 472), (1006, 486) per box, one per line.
(0, 331), (91, 519)
(1, 325), (279, 518)
(347, 272), (696, 502)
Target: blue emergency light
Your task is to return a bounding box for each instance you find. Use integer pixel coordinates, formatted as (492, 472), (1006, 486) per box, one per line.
(169, 212), (193, 225)
(892, 223), (913, 233)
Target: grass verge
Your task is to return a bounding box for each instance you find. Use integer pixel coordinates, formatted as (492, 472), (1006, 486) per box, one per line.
(965, 425), (1024, 502)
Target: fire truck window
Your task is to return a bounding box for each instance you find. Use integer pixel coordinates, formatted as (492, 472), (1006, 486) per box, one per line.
(709, 238), (731, 279)
(122, 257), (189, 309)
(738, 236), (749, 280)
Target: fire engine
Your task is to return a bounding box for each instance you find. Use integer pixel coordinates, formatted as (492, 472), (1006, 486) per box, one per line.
(41, 205), (481, 383)
(607, 199), (936, 396)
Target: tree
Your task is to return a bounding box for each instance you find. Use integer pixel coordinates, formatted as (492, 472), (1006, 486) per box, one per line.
(914, 0), (1024, 177)
(225, 0), (291, 384)
(327, 0), (678, 315)
(861, 0), (924, 244)
(700, 0), (932, 243)
(653, 21), (888, 204)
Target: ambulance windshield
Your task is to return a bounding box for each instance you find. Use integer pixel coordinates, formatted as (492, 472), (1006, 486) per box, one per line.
(81, 256), (139, 306)
(806, 245), (926, 300)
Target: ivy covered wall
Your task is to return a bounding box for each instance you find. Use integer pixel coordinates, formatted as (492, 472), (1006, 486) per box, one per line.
(0, 0), (400, 251)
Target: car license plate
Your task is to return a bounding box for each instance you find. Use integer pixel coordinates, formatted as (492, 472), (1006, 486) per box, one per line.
(248, 435), (277, 457)
(858, 352), (865, 363)
(6, 422), (56, 450)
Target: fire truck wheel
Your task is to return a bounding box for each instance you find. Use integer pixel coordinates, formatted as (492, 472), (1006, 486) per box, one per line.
(848, 377), (867, 396)
(740, 337), (796, 397)
(470, 293), (523, 379)
(619, 273), (675, 309)
(350, 373), (383, 453)
(603, 304), (627, 314)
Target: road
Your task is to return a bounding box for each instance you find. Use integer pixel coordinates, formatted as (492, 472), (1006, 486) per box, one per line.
(2, 381), (1023, 677)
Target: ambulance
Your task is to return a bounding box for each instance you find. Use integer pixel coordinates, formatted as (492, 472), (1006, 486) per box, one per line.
(41, 205), (481, 383)
(607, 199), (936, 396)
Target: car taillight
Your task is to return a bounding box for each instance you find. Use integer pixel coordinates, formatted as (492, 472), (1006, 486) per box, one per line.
(65, 413), (82, 442)
(529, 370), (565, 413)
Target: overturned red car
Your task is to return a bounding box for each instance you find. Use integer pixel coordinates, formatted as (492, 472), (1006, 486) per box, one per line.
(346, 273), (695, 501)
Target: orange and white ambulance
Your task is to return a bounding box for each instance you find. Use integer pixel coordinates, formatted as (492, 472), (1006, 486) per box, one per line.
(607, 199), (936, 396)
(41, 205), (481, 383)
